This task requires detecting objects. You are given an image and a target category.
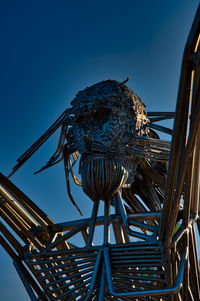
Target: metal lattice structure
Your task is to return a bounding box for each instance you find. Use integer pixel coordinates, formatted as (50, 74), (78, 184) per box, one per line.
(1, 5), (200, 301)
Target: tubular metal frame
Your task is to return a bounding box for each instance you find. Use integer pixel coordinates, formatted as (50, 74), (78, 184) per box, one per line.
(1, 4), (200, 300)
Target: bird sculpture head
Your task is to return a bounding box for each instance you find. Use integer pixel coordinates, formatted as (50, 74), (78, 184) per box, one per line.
(71, 79), (149, 153)
(10, 79), (168, 214)
(70, 79), (150, 201)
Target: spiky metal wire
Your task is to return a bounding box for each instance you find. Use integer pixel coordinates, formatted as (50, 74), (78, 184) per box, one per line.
(8, 108), (84, 215)
(8, 95), (174, 217)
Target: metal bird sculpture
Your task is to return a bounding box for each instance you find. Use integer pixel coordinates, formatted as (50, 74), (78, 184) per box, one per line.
(1, 4), (200, 300)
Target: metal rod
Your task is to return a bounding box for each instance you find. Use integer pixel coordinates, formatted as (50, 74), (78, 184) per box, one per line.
(86, 200), (99, 247)
(13, 260), (38, 301)
(0, 172), (54, 228)
(104, 246), (188, 297)
(104, 199), (110, 244)
(98, 264), (105, 301)
(84, 249), (102, 301)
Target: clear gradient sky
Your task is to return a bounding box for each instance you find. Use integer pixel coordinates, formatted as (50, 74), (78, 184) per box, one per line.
(0, 1), (199, 300)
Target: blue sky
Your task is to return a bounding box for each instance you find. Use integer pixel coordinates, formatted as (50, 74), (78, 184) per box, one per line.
(0, 1), (199, 300)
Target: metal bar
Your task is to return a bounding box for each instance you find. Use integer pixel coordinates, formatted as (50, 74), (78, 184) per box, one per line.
(112, 273), (166, 284)
(38, 263), (94, 280)
(110, 253), (162, 260)
(172, 244), (178, 300)
(190, 125), (200, 216)
(0, 207), (29, 243)
(0, 173), (54, 228)
(128, 219), (157, 232)
(46, 223), (85, 250)
(149, 123), (173, 135)
(0, 234), (17, 259)
(104, 199), (110, 244)
(104, 246), (188, 297)
(116, 192), (149, 240)
(0, 202), (43, 250)
(115, 192), (128, 229)
(188, 224), (200, 298)
(45, 267), (94, 285)
(86, 200), (99, 247)
(30, 254), (96, 267)
(9, 109), (69, 177)
(98, 264), (105, 301)
(184, 4), (200, 54)
(190, 51), (200, 214)
(51, 211), (161, 233)
(160, 53), (193, 242)
(66, 285), (89, 301)
(81, 227), (89, 244)
(112, 278), (163, 290)
(111, 267), (165, 275)
(147, 112), (176, 117)
(110, 247), (162, 254)
(0, 187), (38, 228)
(182, 232), (189, 300)
(112, 220), (124, 244)
(77, 288), (91, 301)
(52, 272), (92, 293)
(188, 287), (195, 301)
(13, 260), (39, 301)
(149, 116), (175, 123)
(84, 249), (102, 301)
(17, 260), (49, 301)
(0, 221), (23, 254)
(54, 278), (91, 300)
(110, 243), (161, 251)
(28, 245), (99, 258)
(0, 197), (34, 231)
(183, 155), (193, 227)
(165, 90), (200, 245)
(160, 4), (200, 244)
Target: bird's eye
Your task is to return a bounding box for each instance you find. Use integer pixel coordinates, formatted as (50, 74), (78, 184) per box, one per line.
(92, 107), (112, 123)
